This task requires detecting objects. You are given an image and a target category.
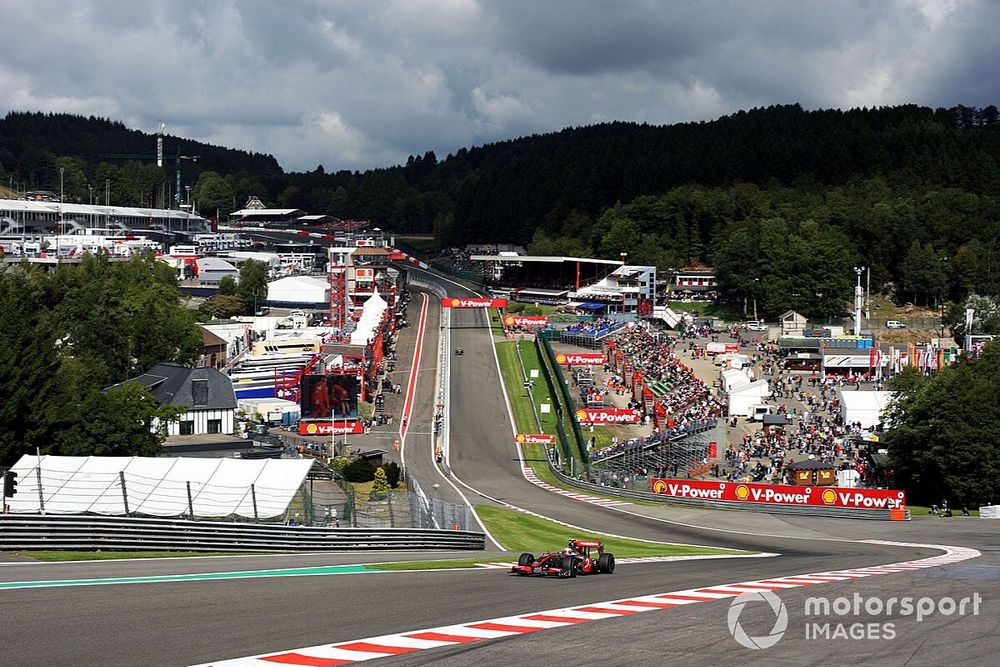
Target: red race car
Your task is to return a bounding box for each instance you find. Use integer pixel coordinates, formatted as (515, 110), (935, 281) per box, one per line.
(510, 539), (615, 578)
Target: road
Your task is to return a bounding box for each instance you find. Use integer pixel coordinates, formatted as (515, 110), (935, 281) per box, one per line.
(1, 266), (997, 666)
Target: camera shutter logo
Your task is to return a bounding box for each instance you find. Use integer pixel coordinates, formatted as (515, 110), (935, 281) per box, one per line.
(727, 590), (788, 649)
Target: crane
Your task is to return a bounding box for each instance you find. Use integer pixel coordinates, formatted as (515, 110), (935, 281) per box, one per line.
(102, 122), (200, 208)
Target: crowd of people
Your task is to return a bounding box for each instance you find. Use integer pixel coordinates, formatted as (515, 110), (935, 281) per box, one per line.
(585, 324), (725, 462)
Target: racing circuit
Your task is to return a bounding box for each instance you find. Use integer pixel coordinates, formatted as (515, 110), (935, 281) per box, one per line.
(1, 267), (997, 667)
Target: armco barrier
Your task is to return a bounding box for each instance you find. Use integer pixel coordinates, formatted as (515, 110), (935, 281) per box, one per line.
(547, 464), (910, 521)
(0, 515), (485, 552)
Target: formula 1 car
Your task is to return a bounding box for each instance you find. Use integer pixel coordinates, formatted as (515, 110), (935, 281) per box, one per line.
(510, 539), (615, 578)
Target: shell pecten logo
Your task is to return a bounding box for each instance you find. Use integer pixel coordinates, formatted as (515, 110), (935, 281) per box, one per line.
(450, 298), (461, 307)
(821, 489), (837, 505)
(306, 423), (318, 435)
(556, 353), (567, 364)
(735, 484), (750, 501)
(515, 434), (526, 443)
(504, 316), (514, 325)
(575, 409), (587, 421)
(652, 479), (667, 494)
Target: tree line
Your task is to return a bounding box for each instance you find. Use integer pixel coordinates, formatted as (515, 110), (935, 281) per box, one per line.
(0, 255), (203, 466)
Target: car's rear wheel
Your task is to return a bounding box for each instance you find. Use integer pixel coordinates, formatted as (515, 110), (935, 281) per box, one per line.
(598, 553), (615, 574)
(518, 552), (534, 567)
(561, 555), (577, 577)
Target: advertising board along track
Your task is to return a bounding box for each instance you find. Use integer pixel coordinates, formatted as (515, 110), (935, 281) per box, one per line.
(651, 479), (907, 511)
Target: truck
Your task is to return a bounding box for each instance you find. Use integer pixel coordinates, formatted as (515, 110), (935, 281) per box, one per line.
(746, 404), (773, 421)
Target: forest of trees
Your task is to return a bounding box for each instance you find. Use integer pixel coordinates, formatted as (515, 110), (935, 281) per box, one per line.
(0, 255), (202, 466)
(10, 104), (997, 316)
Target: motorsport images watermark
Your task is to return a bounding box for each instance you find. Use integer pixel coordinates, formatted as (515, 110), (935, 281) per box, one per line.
(727, 590), (983, 648)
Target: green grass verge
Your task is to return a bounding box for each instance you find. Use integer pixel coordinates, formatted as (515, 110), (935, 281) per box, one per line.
(12, 551), (254, 562)
(495, 340), (658, 504)
(907, 505), (980, 517)
(477, 505), (749, 557)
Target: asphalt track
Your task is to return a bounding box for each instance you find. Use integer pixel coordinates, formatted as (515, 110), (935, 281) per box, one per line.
(2, 267), (998, 666)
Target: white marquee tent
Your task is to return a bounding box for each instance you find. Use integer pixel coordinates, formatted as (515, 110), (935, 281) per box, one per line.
(720, 368), (752, 393)
(266, 275), (329, 307)
(727, 380), (770, 417)
(838, 390), (896, 430)
(5, 455), (314, 519)
(350, 289), (388, 345)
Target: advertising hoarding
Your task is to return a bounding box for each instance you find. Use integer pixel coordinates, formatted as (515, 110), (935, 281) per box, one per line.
(649, 479), (906, 509)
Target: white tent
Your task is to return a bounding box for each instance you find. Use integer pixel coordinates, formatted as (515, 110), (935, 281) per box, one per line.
(728, 380), (769, 417)
(266, 275), (329, 306)
(721, 368), (752, 392)
(5, 455), (313, 519)
(350, 289), (388, 345)
(838, 390), (896, 430)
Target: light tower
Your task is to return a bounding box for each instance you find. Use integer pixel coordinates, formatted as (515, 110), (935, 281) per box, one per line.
(854, 266), (865, 335)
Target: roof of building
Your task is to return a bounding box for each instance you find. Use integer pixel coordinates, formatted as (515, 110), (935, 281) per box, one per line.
(470, 254), (623, 265)
(197, 257), (239, 272)
(113, 363), (237, 410)
(200, 326), (228, 348)
(786, 459), (835, 470)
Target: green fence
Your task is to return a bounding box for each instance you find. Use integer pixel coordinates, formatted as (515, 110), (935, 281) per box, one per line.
(536, 336), (591, 476)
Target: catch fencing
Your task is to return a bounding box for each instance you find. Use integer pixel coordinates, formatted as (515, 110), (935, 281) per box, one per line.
(409, 478), (475, 531)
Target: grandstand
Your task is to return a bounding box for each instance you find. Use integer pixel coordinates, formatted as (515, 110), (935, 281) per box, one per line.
(471, 253), (622, 293)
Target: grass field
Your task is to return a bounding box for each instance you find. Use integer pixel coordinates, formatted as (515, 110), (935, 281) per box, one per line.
(476, 505), (749, 557)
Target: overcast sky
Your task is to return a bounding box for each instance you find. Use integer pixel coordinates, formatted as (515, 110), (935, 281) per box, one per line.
(0, 0), (996, 173)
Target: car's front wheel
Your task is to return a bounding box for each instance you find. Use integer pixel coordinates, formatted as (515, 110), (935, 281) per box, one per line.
(518, 552), (534, 567)
(561, 555), (577, 577)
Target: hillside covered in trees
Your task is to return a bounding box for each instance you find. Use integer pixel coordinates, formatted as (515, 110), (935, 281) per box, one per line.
(2, 105), (999, 317)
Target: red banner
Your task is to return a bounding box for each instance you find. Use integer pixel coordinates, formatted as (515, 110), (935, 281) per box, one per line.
(515, 433), (557, 444)
(442, 297), (507, 309)
(650, 478), (906, 510)
(504, 315), (549, 327)
(298, 420), (364, 436)
(575, 408), (641, 425)
(554, 352), (606, 365)
(725, 343), (740, 354)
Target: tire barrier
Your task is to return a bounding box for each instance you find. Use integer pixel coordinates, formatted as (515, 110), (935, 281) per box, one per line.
(0, 514), (486, 552)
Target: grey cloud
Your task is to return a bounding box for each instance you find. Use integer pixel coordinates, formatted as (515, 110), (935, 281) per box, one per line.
(0, 0), (996, 172)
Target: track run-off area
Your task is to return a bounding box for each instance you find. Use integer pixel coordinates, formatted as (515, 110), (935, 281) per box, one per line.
(2, 267), (997, 667)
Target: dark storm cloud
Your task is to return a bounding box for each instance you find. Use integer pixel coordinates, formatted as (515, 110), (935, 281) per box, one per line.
(0, 1), (996, 172)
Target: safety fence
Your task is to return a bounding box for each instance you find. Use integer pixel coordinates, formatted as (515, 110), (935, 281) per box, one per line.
(547, 464), (909, 521)
(409, 479), (475, 532)
(536, 335), (592, 476)
(0, 514), (485, 552)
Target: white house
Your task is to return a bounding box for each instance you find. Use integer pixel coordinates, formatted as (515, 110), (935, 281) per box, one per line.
(114, 363), (237, 437)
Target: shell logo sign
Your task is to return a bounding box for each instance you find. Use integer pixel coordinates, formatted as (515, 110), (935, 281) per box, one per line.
(441, 297), (507, 308)
(554, 352), (606, 365)
(515, 434), (556, 444)
(504, 315), (549, 327)
(305, 423), (319, 435)
(650, 478), (906, 510)
(575, 408), (641, 424)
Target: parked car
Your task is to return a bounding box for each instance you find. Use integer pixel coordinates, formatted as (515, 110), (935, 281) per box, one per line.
(745, 321), (768, 331)
(886, 320), (906, 329)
